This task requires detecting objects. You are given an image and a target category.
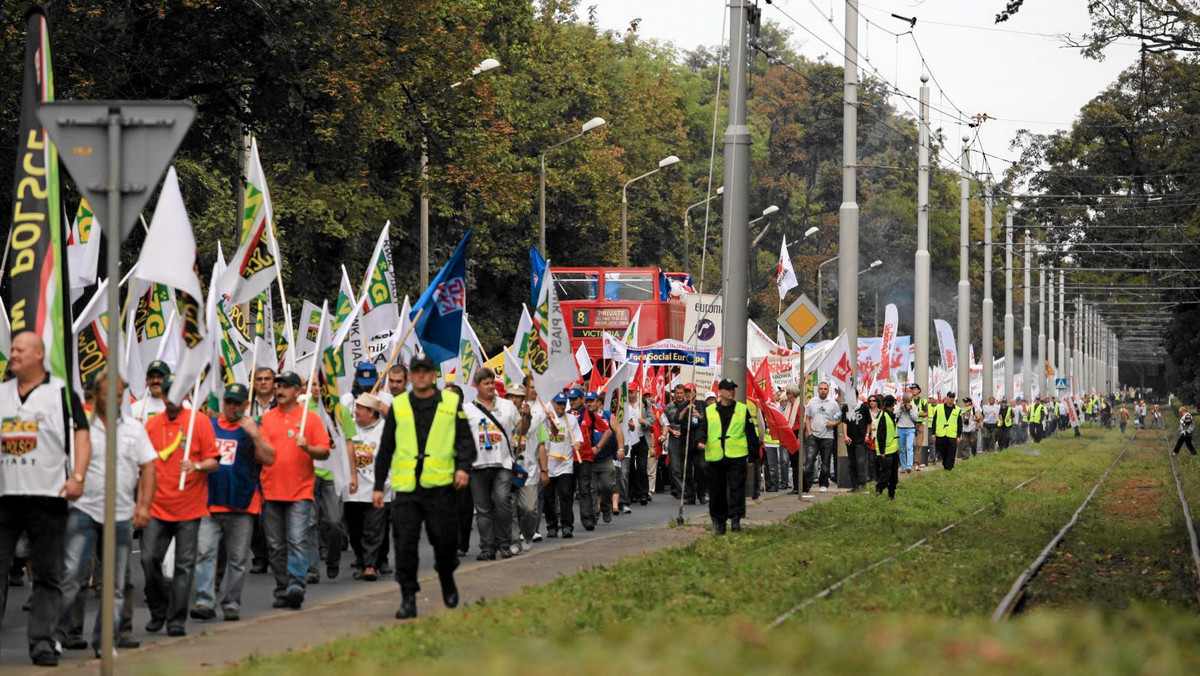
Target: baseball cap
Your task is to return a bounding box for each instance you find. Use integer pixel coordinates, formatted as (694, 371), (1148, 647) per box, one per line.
(585, 390), (599, 401)
(409, 353), (437, 372)
(506, 385), (526, 398)
(160, 374), (176, 393)
(275, 371), (303, 388)
(224, 384), (249, 403)
(567, 387), (584, 400)
(717, 378), (738, 391)
(552, 392), (568, 404)
(705, 392), (717, 400)
(355, 362), (378, 388)
(682, 383), (696, 392)
(146, 360), (171, 377)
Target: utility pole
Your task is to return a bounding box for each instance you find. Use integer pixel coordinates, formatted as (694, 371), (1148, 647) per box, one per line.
(1022, 232), (1032, 403)
(721, 0), (753, 396)
(957, 136), (970, 398)
(1047, 270), (1056, 398)
(1058, 270), (1066, 381)
(1037, 264), (1046, 399)
(1074, 296), (1083, 396)
(982, 180), (994, 402)
(839, 0), (861, 401)
(419, 140), (429, 290)
(1004, 210), (1014, 401)
(914, 73), (931, 394)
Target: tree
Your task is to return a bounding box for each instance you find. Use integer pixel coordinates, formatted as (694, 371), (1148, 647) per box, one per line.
(997, 0), (1200, 58)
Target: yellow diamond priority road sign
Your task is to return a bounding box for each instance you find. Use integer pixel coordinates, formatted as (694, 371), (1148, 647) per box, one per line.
(777, 293), (827, 348)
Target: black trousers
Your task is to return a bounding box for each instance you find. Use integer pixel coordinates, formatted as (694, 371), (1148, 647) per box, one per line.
(1174, 435), (1197, 455)
(455, 482), (474, 553)
(998, 426), (1011, 449)
(936, 437), (958, 470)
(1031, 422), (1043, 443)
(707, 456), (747, 522)
(0, 496), (67, 660)
(390, 485), (459, 595)
(574, 460), (596, 527)
(847, 442), (869, 487)
(629, 439), (650, 502)
(875, 452), (900, 498)
(344, 502), (387, 569)
(546, 474), (575, 531)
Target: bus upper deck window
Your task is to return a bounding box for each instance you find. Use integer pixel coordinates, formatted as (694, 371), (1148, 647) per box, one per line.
(603, 272), (655, 302)
(554, 272), (599, 301)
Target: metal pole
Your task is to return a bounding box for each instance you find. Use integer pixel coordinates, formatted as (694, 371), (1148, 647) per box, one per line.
(721, 0), (752, 396)
(1022, 231), (1032, 403)
(957, 136), (970, 398)
(100, 108), (122, 676)
(914, 74), (931, 394)
(419, 136), (429, 291)
(1004, 211), (1014, 401)
(1058, 270), (1066, 379)
(621, 196), (628, 266)
(1038, 264), (1046, 399)
(539, 152), (547, 255)
(1074, 296), (1082, 397)
(1047, 270), (1056, 398)
(683, 206), (690, 275)
(840, 0), (861, 401)
(982, 181), (994, 401)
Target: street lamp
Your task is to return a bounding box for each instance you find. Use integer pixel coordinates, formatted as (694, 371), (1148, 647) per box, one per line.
(420, 57), (501, 290)
(746, 205), (780, 247)
(539, 116), (607, 257)
(818, 257), (881, 332)
(621, 154), (680, 266)
(858, 259), (884, 334)
(684, 186), (723, 275)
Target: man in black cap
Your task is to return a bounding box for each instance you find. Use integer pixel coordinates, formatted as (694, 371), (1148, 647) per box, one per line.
(696, 378), (759, 535)
(132, 360), (172, 422)
(372, 353), (475, 619)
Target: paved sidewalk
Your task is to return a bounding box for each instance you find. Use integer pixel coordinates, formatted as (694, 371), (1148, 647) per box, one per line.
(17, 461), (957, 675)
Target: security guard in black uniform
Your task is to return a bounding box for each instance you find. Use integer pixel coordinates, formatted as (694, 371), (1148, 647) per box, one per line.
(372, 353), (475, 619)
(697, 378), (760, 535)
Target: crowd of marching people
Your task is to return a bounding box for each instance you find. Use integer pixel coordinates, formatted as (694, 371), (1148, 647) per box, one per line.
(0, 327), (1150, 666)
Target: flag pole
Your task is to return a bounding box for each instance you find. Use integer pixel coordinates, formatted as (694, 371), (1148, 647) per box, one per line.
(371, 307), (424, 395)
(247, 295), (259, 386)
(178, 377), (203, 491)
(299, 302), (328, 438)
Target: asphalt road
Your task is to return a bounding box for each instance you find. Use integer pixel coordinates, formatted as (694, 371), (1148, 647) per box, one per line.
(0, 488), (720, 667)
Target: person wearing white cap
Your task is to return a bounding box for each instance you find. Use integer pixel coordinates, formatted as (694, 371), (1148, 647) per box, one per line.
(346, 393), (387, 581)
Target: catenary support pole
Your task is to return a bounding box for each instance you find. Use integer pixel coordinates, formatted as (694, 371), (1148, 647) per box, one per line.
(957, 136), (970, 398)
(1004, 210), (1014, 401)
(839, 0), (861, 401)
(914, 74), (931, 394)
(982, 181), (994, 401)
(1022, 232), (1032, 403)
(1037, 264), (1046, 400)
(721, 0), (752, 396)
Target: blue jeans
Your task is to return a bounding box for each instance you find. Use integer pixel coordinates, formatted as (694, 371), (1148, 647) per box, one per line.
(307, 477), (344, 576)
(55, 510), (132, 648)
(263, 500), (312, 599)
(194, 513), (256, 613)
(897, 428), (916, 470)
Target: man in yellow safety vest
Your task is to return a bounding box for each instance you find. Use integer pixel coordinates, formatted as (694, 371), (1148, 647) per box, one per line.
(697, 379), (760, 536)
(372, 353), (475, 620)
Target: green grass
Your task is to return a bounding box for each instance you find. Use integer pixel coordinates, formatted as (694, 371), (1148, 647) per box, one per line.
(219, 426), (1200, 676)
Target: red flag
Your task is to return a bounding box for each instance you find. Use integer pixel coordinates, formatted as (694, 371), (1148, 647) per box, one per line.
(748, 361), (800, 453)
(588, 359), (603, 393)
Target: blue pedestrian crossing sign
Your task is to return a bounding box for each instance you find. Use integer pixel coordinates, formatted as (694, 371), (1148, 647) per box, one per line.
(1054, 377), (1068, 390)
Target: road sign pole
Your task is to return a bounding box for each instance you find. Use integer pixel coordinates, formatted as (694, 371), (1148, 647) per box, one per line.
(99, 107), (121, 675)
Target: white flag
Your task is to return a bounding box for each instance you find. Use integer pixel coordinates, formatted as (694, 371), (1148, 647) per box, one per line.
(879, 304), (898, 380)
(67, 199), (101, 304)
(502, 346), (525, 391)
(818, 330), (853, 396)
(512, 305), (533, 366)
(357, 221), (400, 343)
(575, 342), (592, 376)
(135, 167), (203, 301)
(776, 235), (798, 300)
(220, 138), (280, 305)
(622, 305), (643, 346)
(528, 264), (578, 397)
(934, 319), (958, 372)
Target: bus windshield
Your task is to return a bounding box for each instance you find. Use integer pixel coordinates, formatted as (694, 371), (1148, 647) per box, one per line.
(555, 271), (599, 301)
(603, 271), (655, 301)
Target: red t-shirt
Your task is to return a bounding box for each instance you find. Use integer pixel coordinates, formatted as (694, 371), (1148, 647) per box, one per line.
(259, 404), (331, 502)
(574, 407), (609, 462)
(145, 410), (219, 522)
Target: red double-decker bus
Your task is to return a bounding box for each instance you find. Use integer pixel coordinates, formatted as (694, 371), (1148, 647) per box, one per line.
(551, 266), (687, 358)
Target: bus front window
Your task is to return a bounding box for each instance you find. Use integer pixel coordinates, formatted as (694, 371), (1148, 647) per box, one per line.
(554, 272), (599, 301)
(603, 272), (655, 301)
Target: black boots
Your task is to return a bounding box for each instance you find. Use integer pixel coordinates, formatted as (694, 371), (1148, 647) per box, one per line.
(712, 517), (727, 535)
(442, 577), (459, 609)
(730, 517), (742, 532)
(396, 593), (417, 619)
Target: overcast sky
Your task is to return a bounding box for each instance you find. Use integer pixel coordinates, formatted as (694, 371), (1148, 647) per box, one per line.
(587, 0), (1140, 184)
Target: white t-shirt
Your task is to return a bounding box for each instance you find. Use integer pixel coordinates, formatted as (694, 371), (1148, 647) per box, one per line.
(74, 416), (157, 523)
(982, 404), (1000, 424)
(465, 397), (520, 470)
(540, 412), (583, 478)
(520, 400), (547, 483)
(0, 376), (74, 497)
(346, 420), (386, 503)
(131, 396), (166, 423)
(805, 396), (840, 440)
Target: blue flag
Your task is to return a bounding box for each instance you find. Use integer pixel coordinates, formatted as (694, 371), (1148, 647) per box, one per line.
(530, 246), (547, 308)
(411, 230), (472, 365)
